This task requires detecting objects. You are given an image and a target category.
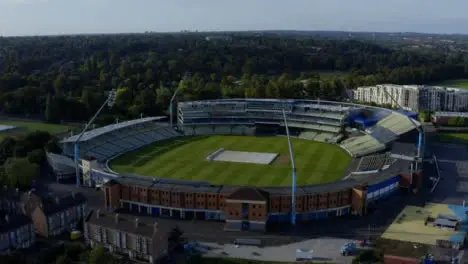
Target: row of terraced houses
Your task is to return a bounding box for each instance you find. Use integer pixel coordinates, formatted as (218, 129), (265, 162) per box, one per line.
(0, 187), (87, 255)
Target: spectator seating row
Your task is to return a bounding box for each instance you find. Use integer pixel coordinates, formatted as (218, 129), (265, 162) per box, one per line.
(377, 113), (420, 136)
(356, 152), (395, 171)
(340, 135), (386, 157)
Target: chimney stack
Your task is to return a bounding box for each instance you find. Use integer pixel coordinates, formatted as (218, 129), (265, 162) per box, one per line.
(134, 218), (139, 228)
(115, 213), (119, 223)
(96, 209), (100, 219)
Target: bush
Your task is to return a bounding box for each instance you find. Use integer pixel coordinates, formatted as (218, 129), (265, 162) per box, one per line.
(352, 249), (383, 264)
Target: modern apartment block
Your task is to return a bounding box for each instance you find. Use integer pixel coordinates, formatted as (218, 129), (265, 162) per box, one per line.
(84, 210), (170, 263)
(353, 84), (468, 112)
(0, 212), (36, 255)
(22, 191), (88, 237)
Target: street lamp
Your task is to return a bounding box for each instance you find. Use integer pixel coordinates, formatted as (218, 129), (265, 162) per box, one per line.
(282, 109), (297, 226)
(74, 89), (117, 187)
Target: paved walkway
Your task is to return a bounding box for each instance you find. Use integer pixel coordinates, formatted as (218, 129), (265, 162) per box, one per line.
(199, 238), (358, 263)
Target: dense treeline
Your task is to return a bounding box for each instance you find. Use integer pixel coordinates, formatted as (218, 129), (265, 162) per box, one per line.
(0, 33), (467, 123)
(0, 131), (61, 189)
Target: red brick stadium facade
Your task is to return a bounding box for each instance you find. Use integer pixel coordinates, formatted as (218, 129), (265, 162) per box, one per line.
(103, 172), (423, 231)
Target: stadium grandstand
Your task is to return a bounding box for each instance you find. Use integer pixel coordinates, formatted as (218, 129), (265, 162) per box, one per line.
(53, 98), (423, 232)
(46, 152), (76, 181)
(61, 117), (181, 162)
(178, 99), (421, 157)
(177, 99), (349, 143)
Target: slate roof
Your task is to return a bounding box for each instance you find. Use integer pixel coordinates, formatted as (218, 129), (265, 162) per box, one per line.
(0, 211), (32, 233)
(0, 187), (22, 201)
(226, 187), (269, 202)
(24, 191), (87, 216)
(86, 210), (160, 237)
(85, 210), (172, 259)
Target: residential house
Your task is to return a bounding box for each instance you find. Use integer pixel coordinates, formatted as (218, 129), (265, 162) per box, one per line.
(22, 191), (88, 237)
(0, 187), (23, 215)
(0, 212), (36, 254)
(84, 210), (171, 264)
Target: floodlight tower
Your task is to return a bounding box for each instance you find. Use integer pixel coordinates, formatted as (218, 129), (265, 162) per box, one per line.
(169, 72), (191, 129)
(74, 89), (117, 187)
(282, 108), (297, 226)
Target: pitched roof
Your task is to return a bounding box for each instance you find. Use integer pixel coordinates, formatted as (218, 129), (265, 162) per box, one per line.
(24, 191), (87, 216)
(0, 187), (22, 201)
(226, 187), (268, 202)
(0, 211), (32, 233)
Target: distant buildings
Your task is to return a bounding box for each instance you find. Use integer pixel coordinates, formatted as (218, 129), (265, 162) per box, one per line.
(353, 84), (468, 112)
(205, 35), (232, 41)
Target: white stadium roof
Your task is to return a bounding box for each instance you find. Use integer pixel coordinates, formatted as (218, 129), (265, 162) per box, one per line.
(61, 116), (165, 143)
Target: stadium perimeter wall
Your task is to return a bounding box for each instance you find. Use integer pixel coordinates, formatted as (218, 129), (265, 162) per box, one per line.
(70, 99), (421, 232)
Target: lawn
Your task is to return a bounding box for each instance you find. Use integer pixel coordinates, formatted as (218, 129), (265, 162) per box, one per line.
(0, 120), (70, 142)
(436, 132), (468, 143)
(431, 79), (468, 89)
(110, 135), (352, 187)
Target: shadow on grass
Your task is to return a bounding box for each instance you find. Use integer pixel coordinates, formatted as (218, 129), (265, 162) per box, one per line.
(111, 136), (211, 167)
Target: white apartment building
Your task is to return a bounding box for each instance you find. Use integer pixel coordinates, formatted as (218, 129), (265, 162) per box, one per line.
(353, 84), (468, 112)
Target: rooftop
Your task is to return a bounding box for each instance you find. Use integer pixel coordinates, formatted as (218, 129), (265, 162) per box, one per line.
(0, 212), (32, 233)
(86, 210), (160, 238)
(381, 203), (467, 246)
(61, 117), (165, 143)
(24, 191), (87, 215)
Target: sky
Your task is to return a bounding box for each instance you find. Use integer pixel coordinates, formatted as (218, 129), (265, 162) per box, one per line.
(1, 0), (468, 36)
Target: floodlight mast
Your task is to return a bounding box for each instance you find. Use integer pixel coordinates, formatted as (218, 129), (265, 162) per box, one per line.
(282, 108), (297, 226)
(169, 73), (190, 129)
(74, 89), (117, 187)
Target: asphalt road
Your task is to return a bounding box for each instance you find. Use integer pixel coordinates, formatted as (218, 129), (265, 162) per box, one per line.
(424, 123), (468, 205)
(200, 238), (359, 263)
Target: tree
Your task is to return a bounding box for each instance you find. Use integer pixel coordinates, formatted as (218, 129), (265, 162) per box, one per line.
(168, 226), (185, 255)
(88, 246), (118, 264)
(46, 138), (62, 154)
(352, 249), (383, 264)
(27, 149), (45, 165)
(53, 73), (67, 95)
(45, 93), (53, 122)
(4, 157), (40, 188)
(55, 255), (71, 264)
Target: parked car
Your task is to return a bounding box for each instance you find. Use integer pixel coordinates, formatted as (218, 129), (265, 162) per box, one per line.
(340, 242), (358, 256)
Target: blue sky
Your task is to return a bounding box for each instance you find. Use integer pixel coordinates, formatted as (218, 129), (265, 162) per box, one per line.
(1, 0), (468, 36)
